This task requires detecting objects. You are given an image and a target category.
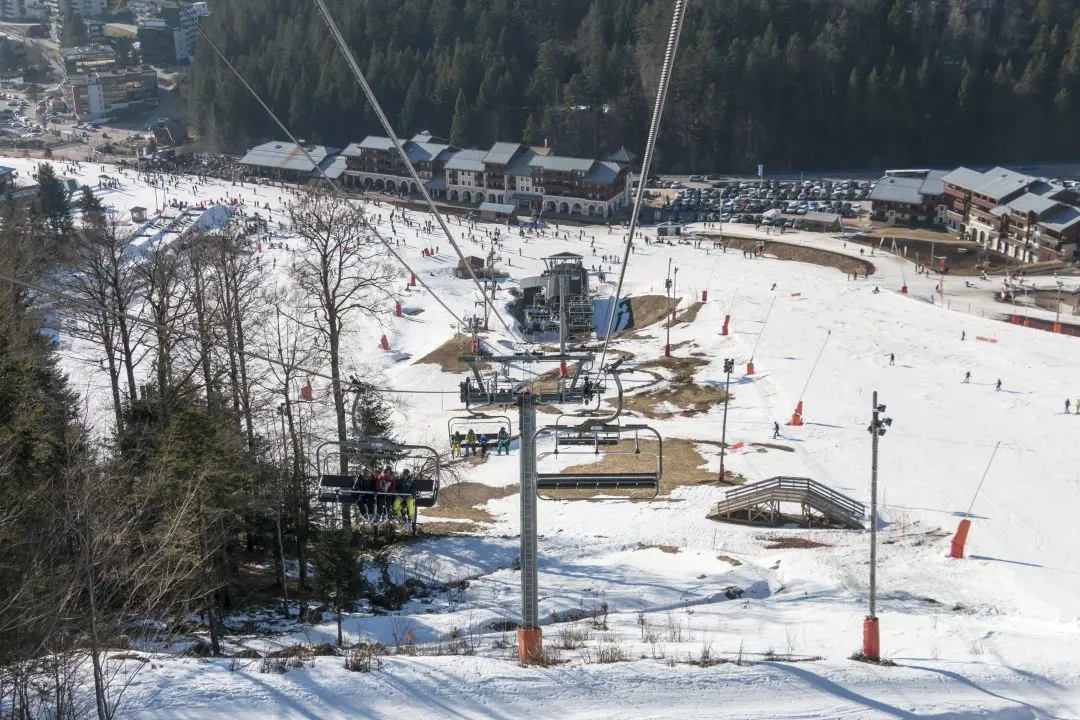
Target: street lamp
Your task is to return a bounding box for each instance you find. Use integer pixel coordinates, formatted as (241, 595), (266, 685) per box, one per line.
(1056, 279), (1064, 328)
(863, 391), (892, 662)
(664, 259), (673, 356)
(718, 358), (734, 482)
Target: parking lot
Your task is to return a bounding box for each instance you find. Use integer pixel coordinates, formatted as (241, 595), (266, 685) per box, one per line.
(646, 175), (872, 227)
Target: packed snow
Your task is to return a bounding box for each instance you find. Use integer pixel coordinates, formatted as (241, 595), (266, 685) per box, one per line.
(14, 156), (1080, 718)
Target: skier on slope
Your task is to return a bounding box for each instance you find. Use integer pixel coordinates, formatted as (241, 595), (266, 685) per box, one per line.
(964, 371), (971, 383)
(889, 353), (895, 366)
(1067, 399), (1072, 414)
(996, 379), (1003, 391)
(773, 422), (780, 439)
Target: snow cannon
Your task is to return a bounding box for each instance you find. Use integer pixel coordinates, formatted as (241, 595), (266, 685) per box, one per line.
(786, 400), (804, 426)
(745, 360), (755, 375)
(949, 518), (971, 559)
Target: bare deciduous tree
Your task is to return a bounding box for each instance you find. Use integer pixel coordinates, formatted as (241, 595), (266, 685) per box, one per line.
(288, 191), (396, 528)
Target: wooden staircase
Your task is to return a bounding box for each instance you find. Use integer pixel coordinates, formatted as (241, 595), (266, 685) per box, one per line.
(709, 476), (865, 530)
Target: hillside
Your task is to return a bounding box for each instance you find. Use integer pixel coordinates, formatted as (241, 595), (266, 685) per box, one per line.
(184, 0), (1080, 171)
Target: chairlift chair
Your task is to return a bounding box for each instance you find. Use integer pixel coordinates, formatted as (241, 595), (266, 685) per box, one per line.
(448, 411), (513, 457)
(534, 423), (663, 500)
(315, 438), (441, 533)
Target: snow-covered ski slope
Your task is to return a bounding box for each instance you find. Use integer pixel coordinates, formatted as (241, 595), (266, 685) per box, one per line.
(14, 156), (1080, 718)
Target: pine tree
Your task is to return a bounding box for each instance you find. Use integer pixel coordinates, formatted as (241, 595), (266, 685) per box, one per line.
(33, 163), (73, 247)
(76, 186), (104, 229)
(449, 89), (470, 146)
(313, 529), (366, 647)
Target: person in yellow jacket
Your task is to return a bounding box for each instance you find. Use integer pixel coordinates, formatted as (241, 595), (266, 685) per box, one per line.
(394, 469), (415, 521)
(465, 428), (477, 456)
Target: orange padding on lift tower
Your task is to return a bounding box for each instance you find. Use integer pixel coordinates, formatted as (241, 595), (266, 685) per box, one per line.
(787, 400), (804, 426)
(950, 518), (971, 559)
(975, 336), (998, 344)
(379, 335), (390, 351)
(746, 361), (755, 375)
(730, 441), (745, 452)
(862, 616), (880, 661)
(517, 627), (543, 663)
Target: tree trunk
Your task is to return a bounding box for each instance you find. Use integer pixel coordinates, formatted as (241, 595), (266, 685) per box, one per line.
(327, 309), (350, 528)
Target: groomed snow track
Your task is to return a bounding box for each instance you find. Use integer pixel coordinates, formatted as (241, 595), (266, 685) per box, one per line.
(708, 476), (866, 529)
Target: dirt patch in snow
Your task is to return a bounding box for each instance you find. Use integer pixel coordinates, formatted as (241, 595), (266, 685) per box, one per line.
(420, 482), (517, 523)
(419, 521), (485, 536)
(546, 437), (726, 500)
(636, 543), (680, 554)
(759, 536), (832, 550)
(750, 442), (795, 453)
(716, 555), (743, 566)
(707, 234), (874, 277)
(676, 301), (704, 324)
(415, 334), (489, 374)
(623, 354), (730, 418)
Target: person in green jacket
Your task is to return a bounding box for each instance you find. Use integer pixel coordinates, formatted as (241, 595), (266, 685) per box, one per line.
(496, 427), (511, 455)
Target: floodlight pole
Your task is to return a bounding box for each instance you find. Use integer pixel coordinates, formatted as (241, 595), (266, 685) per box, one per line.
(864, 390), (890, 662)
(517, 393), (542, 662)
(718, 358), (734, 482)
(665, 258), (673, 356)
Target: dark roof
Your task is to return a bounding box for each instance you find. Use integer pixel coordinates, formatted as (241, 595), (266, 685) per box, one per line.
(608, 147), (637, 164)
(1038, 205), (1080, 233)
(869, 176), (924, 205)
(584, 161), (621, 184)
(548, 252), (583, 259)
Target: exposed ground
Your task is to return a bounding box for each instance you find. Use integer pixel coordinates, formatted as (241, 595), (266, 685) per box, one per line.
(415, 333), (487, 374)
(620, 353), (730, 418)
(556, 437), (727, 496)
(675, 301), (705, 324)
(625, 294), (680, 332)
(707, 234), (874, 277)
(419, 482), (518, 524)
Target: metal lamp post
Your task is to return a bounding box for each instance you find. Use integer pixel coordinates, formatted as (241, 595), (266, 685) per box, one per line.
(719, 358), (734, 482)
(863, 391), (891, 661)
(1056, 279), (1064, 328)
(664, 259), (673, 356)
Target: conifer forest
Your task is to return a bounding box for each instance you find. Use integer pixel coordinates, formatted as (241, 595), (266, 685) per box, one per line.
(185, 0), (1080, 171)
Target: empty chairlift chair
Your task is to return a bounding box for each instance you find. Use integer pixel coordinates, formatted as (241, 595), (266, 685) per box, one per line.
(534, 422), (663, 500)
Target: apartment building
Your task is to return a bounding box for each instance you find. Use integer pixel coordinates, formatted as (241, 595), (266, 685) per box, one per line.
(943, 166), (1080, 262)
(68, 65), (157, 120)
(868, 170), (947, 225)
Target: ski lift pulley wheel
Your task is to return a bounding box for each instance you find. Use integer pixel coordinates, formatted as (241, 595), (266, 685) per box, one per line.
(533, 424), (662, 500)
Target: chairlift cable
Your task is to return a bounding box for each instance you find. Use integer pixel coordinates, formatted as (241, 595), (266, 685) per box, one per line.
(0, 270), (457, 396)
(168, 0), (471, 337)
(594, 0), (688, 378)
(309, 0), (524, 345)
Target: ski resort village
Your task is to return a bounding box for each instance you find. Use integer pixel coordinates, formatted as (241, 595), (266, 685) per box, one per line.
(4, 2), (1080, 719)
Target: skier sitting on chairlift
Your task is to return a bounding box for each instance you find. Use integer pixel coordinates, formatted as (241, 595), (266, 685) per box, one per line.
(582, 377), (594, 404)
(450, 430), (463, 458)
(465, 428), (478, 456)
(478, 432), (490, 457)
(376, 466), (396, 518)
(394, 468), (415, 521)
